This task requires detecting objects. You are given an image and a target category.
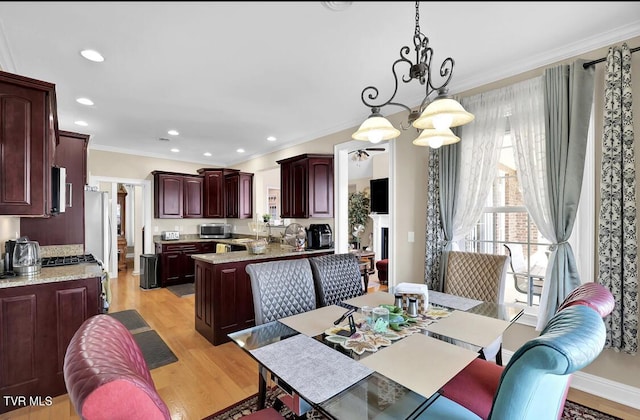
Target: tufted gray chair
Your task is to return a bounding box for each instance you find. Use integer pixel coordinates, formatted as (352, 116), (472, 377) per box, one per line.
(309, 253), (364, 307)
(443, 251), (510, 365)
(246, 258), (317, 326)
(246, 258), (318, 411)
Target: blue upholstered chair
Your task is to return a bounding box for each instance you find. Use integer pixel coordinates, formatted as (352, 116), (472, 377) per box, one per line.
(309, 253), (364, 307)
(417, 304), (607, 419)
(439, 282), (614, 419)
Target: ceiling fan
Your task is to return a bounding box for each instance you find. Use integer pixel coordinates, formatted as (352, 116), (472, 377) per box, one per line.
(348, 147), (386, 161)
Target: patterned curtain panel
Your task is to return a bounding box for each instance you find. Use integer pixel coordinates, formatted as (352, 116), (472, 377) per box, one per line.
(424, 148), (443, 290)
(598, 43), (638, 354)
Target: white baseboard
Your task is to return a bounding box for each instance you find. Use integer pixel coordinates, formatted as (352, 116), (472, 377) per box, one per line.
(503, 350), (640, 410)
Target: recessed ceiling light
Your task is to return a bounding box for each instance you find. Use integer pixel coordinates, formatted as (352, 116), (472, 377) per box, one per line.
(237, 148), (245, 153)
(170, 148), (180, 153)
(80, 49), (105, 62)
(74, 120), (88, 126)
(168, 129), (179, 136)
(76, 97), (94, 106)
(203, 152), (212, 157)
(267, 136), (277, 142)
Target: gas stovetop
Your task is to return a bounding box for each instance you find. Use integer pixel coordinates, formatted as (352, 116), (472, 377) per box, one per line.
(41, 254), (98, 268)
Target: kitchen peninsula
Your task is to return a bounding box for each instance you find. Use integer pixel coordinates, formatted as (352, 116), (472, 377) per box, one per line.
(192, 244), (333, 345)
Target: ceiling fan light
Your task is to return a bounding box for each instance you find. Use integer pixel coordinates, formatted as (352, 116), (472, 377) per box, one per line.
(412, 128), (460, 148)
(352, 116), (401, 143)
(412, 98), (474, 130)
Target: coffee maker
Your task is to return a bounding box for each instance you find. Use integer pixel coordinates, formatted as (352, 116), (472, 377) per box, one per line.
(307, 224), (333, 249)
(4, 240), (16, 274)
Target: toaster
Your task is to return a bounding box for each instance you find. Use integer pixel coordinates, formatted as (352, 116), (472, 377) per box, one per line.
(161, 231), (180, 241)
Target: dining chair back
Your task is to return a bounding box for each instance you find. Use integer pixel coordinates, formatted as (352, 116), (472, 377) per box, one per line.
(309, 253), (364, 307)
(419, 305), (607, 420)
(444, 251), (509, 364)
(246, 258), (317, 325)
(444, 251), (509, 304)
(557, 282), (615, 317)
(63, 314), (171, 420)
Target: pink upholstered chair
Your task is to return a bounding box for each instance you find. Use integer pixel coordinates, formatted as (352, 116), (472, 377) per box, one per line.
(64, 314), (282, 420)
(439, 282), (614, 420)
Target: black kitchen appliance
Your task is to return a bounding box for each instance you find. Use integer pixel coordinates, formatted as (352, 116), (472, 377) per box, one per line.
(140, 254), (159, 289)
(4, 240), (16, 273)
(307, 224), (333, 249)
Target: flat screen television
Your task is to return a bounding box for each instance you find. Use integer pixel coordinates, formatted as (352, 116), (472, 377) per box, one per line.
(369, 177), (388, 214)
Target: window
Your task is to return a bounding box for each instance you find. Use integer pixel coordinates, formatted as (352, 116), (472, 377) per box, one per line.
(461, 134), (550, 308)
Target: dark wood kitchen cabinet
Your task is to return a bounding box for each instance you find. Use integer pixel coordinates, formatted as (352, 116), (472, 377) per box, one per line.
(0, 277), (102, 414)
(155, 241), (215, 286)
(198, 168), (239, 218)
(153, 171), (203, 219)
(277, 153), (333, 218)
(224, 171), (253, 219)
(20, 130), (89, 245)
(183, 175), (203, 218)
(0, 70), (59, 216)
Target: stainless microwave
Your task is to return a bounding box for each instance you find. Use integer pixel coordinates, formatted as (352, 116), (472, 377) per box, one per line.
(199, 223), (231, 239)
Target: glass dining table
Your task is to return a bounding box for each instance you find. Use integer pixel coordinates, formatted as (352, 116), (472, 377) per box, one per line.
(228, 291), (524, 420)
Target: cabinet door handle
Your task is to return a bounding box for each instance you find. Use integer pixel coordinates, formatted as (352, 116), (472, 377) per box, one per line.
(66, 183), (73, 208)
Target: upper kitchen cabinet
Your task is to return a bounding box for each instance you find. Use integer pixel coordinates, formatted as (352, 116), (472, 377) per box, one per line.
(153, 171), (203, 219)
(0, 70), (58, 216)
(198, 168), (239, 218)
(277, 153), (333, 218)
(20, 131), (89, 245)
(183, 175), (203, 218)
(224, 171), (253, 219)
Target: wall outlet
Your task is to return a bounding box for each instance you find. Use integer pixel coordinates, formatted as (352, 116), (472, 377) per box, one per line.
(408, 231), (415, 243)
(154, 226), (159, 233)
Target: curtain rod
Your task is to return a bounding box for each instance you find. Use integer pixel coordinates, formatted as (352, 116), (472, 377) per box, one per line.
(583, 46), (640, 68)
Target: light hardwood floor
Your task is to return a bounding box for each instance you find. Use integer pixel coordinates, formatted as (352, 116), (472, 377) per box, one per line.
(2, 267), (639, 420)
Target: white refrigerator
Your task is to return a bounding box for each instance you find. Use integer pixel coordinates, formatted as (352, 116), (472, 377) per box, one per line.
(84, 190), (111, 269)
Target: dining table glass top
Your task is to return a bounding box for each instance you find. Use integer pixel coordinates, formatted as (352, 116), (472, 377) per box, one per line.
(227, 290), (524, 420)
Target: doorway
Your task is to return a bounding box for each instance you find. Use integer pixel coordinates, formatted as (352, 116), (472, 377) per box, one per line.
(334, 139), (395, 286)
(87, 176), (152, 278)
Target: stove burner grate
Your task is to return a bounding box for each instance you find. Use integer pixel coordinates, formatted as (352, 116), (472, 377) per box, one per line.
(41, 254), (98, 267)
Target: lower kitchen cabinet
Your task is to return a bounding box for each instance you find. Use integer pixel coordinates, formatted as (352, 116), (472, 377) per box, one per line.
(0, 277), (102, 414)
(155, 241), (216, 287)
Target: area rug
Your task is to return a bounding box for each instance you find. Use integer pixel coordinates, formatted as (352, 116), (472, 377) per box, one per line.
(202, 388), (622, 420)
(108, 309), (178, 370)
(167, 282), (195, 298)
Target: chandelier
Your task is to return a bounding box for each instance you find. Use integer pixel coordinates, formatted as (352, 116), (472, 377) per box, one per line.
(352, 1), (474, 148)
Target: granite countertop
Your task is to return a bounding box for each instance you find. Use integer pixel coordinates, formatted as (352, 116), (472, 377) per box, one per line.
(191, 244), (334, 265)
(154, 235), (259, 246)
(0, 263), (104, 289)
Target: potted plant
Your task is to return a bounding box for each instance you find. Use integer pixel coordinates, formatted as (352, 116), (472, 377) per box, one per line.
(348, 191), (370, 249)
(262, 213), (271, 223)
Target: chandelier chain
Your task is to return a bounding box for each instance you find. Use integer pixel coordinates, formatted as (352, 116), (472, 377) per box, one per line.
(414, 1), (420, 37)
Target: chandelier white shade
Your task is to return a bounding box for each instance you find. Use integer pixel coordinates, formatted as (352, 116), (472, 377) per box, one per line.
(412, 127), (460, 148)
(352, 115), (401, 143)
(412, 98), (474, 130)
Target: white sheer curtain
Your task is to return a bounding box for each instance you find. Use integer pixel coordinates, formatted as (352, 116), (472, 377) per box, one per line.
(452, 91), (509, 242)
(510, 77), (554, 239)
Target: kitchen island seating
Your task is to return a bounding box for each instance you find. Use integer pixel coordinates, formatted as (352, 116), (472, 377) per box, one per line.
(439, 282), (615, 419)
(417, 304), (607, 419)
(444, 251), (510, 365)
(309, 252), (364, 306)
